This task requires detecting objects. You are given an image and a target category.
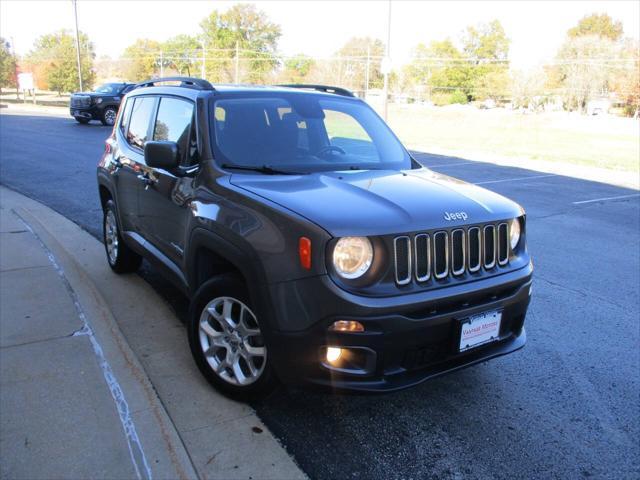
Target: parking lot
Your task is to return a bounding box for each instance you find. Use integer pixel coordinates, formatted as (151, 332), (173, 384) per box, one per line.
(1, 109), (638, 479)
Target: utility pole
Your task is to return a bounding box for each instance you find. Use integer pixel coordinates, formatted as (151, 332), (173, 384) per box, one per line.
(10, 36), (18, 99)
(234, 41), (240, 84)
(365, 44), (370, 99)
(160, 50), (164, 77)
(72, 0), (83, 91)
(201, 39), (206, 79)
(382, 0), (391, 121)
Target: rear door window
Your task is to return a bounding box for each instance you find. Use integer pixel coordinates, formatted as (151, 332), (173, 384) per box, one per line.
(126, 96), (156, 150)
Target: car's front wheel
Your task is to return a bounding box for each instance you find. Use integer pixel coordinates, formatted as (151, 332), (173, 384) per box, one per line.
(74, 117), (90, 124)
(101, 107), (117, 126)
(188, 275), (278, 400)
(103, 199), (142, 273)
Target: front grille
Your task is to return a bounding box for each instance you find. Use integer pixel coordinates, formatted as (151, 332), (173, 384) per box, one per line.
(70, 96), (91, 108)
(393, 222), (510, 285)
(393, 236), (411, 285)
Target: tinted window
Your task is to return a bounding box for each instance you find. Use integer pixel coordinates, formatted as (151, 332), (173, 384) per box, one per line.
(94, 83), (122, 94)
(211, 95), (409, 172)
(127, 97), (156, 149)
(119, 98), (134, 135)
(153, 97), (194, 164)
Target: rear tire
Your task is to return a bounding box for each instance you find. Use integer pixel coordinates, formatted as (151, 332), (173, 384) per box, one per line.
(103, 199), (142, 273)
(75, 117), (90, 124)
(188, 274), (278, 400)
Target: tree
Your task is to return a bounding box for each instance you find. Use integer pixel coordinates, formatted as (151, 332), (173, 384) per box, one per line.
(0, 37), (17, 91)
(462, 19), (509, 62)
(163, 35), (201, 76)
(122, 39), (161, 82)
(26, 30), (95, 94)
(553, 14), (627, 112)
(283, 54), (315, 83)
(555, 35), (618, 111)
(568, 13), (623, 41)
(335, 37), (385, 90)
(510, 69), (548, 110)
(406, 39), (472, 102)
(200, 3), (281, 83)
(609, 38), (640, 116)
(462, 20), (510, 101)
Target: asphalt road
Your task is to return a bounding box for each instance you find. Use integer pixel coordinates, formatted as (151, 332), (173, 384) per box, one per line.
(1, 109), (639, 479)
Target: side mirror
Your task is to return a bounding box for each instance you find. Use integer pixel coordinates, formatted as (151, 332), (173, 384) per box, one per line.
(144, 141), (179, 170)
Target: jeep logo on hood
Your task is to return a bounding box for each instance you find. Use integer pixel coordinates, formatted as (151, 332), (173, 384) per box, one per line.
(444, 211), (468, 221)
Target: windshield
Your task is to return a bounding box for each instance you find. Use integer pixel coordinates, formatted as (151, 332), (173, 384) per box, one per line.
(211, 94), (411, 172)
(94, 83), (122, 94)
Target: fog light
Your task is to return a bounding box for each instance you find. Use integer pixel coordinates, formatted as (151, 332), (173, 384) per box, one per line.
(329, 320), (364, 332)
(326, 347), (343, 363)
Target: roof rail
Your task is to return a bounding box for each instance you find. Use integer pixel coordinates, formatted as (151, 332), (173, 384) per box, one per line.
(134, 76), (215, 91)
(277, 84), (355, 97)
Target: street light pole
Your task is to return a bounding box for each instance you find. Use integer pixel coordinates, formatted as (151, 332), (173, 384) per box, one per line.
(72, 0), (83, 91)
(234, 41), (240, 84)
(201, 39), (206, 79)
(382, 0), (391, 121)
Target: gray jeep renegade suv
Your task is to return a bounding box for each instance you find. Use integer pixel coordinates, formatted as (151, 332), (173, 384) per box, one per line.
(96, 77), (532, 399)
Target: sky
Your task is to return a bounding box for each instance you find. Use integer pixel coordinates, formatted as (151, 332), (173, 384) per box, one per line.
(1, 0), (639, 70)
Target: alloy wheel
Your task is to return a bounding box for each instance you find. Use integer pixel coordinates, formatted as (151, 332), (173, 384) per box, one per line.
(198, 296), (266, 386)
(105, 209), (119, 264)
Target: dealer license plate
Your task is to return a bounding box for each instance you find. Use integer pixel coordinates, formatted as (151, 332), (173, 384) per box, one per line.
(459, 310), (502, 352)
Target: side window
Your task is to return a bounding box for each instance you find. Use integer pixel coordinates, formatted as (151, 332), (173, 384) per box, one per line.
(153, 97), (195, 165)
(127, 97), (156, 150)
(119, 98), (134, 136)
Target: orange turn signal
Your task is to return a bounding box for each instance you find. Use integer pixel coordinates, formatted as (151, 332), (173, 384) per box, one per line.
(299, 237), (312, 270)
(329, 320), (365, 332)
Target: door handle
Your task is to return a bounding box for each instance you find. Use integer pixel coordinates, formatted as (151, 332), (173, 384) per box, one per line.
(136, 173), (156, 189)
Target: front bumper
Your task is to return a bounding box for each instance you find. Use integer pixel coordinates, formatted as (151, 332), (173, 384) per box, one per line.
(70, 106), (99, 120)
(265, 263), (532, 392)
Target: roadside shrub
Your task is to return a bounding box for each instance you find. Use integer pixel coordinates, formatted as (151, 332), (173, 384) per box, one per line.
(431, 90), (469, 106)
(449, 90), (469, 104)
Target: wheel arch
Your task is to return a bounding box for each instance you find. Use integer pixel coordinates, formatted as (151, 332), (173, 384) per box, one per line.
(186, 228), (273, 326)
(187, 228), (267, 293)
(98, 182), (113, 210)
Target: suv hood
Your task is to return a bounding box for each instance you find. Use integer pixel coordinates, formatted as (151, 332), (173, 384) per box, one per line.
(230, 168), (524, 237)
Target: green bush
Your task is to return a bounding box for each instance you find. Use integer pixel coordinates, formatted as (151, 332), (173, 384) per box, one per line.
(449, 90), (469, 104)
(431, 90), (469, 106)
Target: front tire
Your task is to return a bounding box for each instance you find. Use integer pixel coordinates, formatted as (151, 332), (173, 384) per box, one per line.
(188, 275), (278, 400)
(103, 199), (142, 273)
(101, 107), (117, 126)
(75, 117), (90, 124)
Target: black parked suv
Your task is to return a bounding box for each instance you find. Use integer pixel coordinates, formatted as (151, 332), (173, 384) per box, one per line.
(71, 82), (135, 125)
(96, 77), (532, 399)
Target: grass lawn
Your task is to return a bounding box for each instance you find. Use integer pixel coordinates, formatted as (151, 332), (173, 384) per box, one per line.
(383, 104), (639, 173)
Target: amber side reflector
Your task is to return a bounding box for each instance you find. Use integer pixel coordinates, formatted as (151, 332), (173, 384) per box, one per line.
(299, 237), (312, 269)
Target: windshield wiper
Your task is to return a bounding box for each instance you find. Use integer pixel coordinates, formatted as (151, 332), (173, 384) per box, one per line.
(221, 164), (306, 175)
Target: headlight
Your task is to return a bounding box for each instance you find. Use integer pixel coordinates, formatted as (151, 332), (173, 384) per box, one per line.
(332, 237), (373, 279)
(95, 98), (103, 104)
(509, 218), (521, 250)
